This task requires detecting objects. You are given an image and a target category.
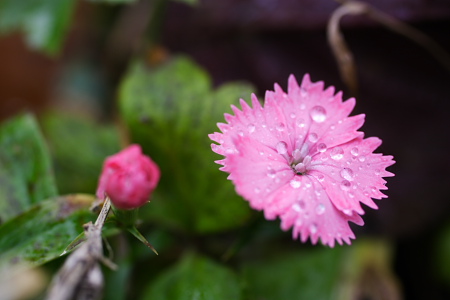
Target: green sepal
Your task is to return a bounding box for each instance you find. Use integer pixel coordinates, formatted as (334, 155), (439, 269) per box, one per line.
(127, 225), (158, 255)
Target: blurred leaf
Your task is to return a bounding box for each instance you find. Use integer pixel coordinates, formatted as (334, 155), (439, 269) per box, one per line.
(0, 113), (57, 223)
(241, 247), (344, 300)
(334, 239), (402, 300)
(141, 252), (242, 300)
(0, 0), (75, 55)
(434, 221), (450, 286)
(41, 111), (121, 194)
(87, 0), (138, 3)
(171, 0), (198, 6)
(119, 56), (254, 234)
(0, 194), (96, 268)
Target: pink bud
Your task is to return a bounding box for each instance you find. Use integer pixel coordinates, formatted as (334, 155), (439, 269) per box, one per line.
(96, 144), (160, 210)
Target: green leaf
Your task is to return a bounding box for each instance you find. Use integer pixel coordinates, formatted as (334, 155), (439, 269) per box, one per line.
(87, 0), (138, 3)
(41, 111), (121, 194)
(0, 194), (96, 268)
(0, 0), (76, 55)
(141, 252), (242, 300)
(434, 221), (450, 286)
(119, 56), (254, 234)
(171, 0), (198, 6)
(242, 247), (344, 300)
(0, 113), (58, 223)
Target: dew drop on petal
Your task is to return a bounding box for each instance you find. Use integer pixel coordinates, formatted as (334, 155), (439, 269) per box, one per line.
(343, 209), (352, 216)
(358, 156), (366, 162)
(292, 203), (301, 212)
(238, 130), (244, 136)
(267, 168), (277, 178)
(340, 168), (354, 181)
(375, 169), (381, 175)
(310, 106), (327, 123)
(254, 187), (261, 194)
(308, 133), (319, 143)
(350, 147), (359, 156)
(316, 174), (325, 182)
(330, 147), (344, 160)
(309, 223), (318, 234)
(247, 123), (256, 133)
(296, 118), (306, 128)
(290, 113), (296, 119)
(290, 179), (301, 189)
(316, 204), (325, 215)
(317, 143), (327, 153)
(300, 88), (307, 98)
(276, 141), (288, 155)
(276, 122), (285, 132)
(340, 180), (351, 191)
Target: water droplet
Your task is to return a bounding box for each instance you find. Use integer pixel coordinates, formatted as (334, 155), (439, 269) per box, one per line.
(292, 203), (301, 212)
(300, 88), (307, 97)
(316, 174), (325, 182)
(262, 123), (267, 128)
(276, 122), (285, 132)
(343, 209), (352, 216)
(358, 156), (366, 162)
(300, 103), (306, 110)
(309, 223), (318, 234)
(316, 204), (325, 215)
(296, 118), (306, 128)
(290, 113), (296, 119)
(350, 147), (359, 156)
(340, 168), (354, 181)
(348, 192), (355, 198)
(308, 133), (318, 143)
(330, 147), (344, 160)
(310, 106), (327, 123)
(254, 187), (261, 194)
(317, 143), (327, 153)
(290, 179), (301, 189)
(375, 169), (381, 175)
(267, 168), (276, 178)
(247, 123), (255, 133)
(276, 141), (288, 155)
(340, 180), (351, 191)
(259, 151), (265, 156)
(238, 130), (244, 136)
(298, 200), (306, 210)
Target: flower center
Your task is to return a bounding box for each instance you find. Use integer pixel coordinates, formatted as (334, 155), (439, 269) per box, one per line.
(276, 141), (312, 175)
(291, 154), (312, 175)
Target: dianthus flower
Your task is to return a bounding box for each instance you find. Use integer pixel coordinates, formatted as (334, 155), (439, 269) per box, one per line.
(209, 75), (394, 247)
(96, 144), (160, 210)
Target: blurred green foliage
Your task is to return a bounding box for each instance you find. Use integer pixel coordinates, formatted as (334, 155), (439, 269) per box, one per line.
(0, 114), (57, 223)
(0, 0), (75, 55)
(242, 248), (343, 300)
(41, 111), (121, 194)
(119, 56), (254, 234)
(0, 194), (97, 268)
(141, 252), (242, 300)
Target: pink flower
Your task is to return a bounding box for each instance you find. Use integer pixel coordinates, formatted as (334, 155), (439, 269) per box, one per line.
(96, 144), (160, 210)
(209, 74), (395, 247)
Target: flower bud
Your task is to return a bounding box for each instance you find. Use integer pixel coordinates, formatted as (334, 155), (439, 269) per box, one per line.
(96, 144), (160, 210)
